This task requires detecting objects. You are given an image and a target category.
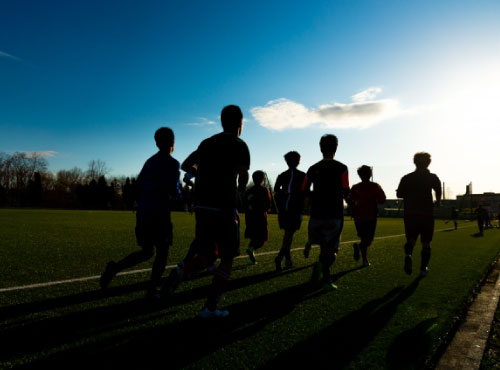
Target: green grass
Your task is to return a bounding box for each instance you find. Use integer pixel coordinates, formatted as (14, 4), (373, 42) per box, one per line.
(1, 209), (499, 369)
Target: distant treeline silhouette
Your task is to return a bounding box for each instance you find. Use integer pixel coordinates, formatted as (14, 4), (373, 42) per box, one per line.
(0, 152), (141, 210)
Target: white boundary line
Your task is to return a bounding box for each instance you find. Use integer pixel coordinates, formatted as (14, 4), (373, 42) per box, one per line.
(0, 225), (474, 293)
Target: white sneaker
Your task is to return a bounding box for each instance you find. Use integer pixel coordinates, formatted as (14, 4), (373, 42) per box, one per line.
(200, 307), (229, 319)
(420, 267), (429, 277)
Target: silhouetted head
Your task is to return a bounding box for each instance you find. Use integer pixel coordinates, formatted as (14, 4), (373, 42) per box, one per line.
(357, 165), (372, 182)
(284, 151), (301, 169)
(413, 152), (431, 169)
(155, 127), (175, 153)
(252, 170), (265, 186)
(221, 105), (243, 135)
(320, 134), (338, 158)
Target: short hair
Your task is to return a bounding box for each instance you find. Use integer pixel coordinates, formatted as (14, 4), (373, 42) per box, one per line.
(252, 170), (265, 185)
(320, 134), (338, 157)
(155, 127), (174, 150)
(413, 152), (431, 169)
(357, 165), (372, 181)
(284, 151), (301, 168)
(221, 105), (243, 131)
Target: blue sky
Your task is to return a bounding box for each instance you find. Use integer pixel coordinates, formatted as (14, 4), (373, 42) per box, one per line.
(1, 0), (500, 198)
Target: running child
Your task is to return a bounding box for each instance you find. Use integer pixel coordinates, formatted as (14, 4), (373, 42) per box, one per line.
(100, 127), (181, 298)
(349, 165), (386, 267)
(397, 152), (441, 277)
(245, 170), (272, 264)
(302, 134), (350, 291)
(273, 151), (306, 272)
(161, 105), (250, 319)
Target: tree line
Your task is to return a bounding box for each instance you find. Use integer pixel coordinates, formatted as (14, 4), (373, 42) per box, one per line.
(0, 153), (137, 210)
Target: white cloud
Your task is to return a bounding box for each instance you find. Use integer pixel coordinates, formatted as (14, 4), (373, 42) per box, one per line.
(251, 87), (402, 131)
(351, 87), (382, 102)
(0, 50), (22, 62)
(24, 151), (58, 158)
(186, 117), (217, 126)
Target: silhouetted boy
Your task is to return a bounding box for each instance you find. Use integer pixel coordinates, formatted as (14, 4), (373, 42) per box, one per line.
(245, 170), (272, 264)
(349, 165), (386, 267)
(302, 134), (349, 291)
(162, 105), (250, 318)
(100, 127), (181, 298)
(274, 151), (306, 271)
(451, 208), (459, 230)
(397, 152), (441, 277)
(474, 205), (487, 236)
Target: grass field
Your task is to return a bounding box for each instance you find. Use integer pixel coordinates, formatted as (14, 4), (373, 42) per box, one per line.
(1, 209), (500, 369)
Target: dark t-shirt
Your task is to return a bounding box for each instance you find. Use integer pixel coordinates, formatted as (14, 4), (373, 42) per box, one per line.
(274, 168), (306, 214)
(193, 132), (250, 210)
(350, 181), (386, 221)
(303, 159), (350, 219)
(396, 169), (441, 216)
(245, 185), (271, 216)
(136, 151), (181, 218)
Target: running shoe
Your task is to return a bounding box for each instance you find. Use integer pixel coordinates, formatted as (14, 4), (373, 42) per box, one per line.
(200, 307), (229, 319)
(246, 247), (256, 264)
(322, 282), (338, 291)
(285, 258), (293, 269)
(419, 267), (429, 277)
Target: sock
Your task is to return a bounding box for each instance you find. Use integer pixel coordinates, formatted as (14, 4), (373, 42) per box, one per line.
(404, 242), (414, 256)
(421, 248), (431, 270)
(206, 267), (231, 311)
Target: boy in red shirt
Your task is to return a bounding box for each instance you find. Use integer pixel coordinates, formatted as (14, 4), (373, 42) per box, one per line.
(245, 170), (272, 264)
(349, 165), (386, 267)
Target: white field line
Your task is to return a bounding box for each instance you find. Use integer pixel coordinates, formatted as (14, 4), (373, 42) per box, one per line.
(0, 225), (474, 293)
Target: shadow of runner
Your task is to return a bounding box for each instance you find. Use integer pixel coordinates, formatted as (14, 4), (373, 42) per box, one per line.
(260, 278), (421, 370)
(0, 266), (310, 365)
(0, 265), (310, 321)
(25, 281), (326, 369)
(386, 317), (438, 369)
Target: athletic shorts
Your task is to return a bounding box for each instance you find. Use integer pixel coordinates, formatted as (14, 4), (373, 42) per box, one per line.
(278, 211), (303, 232)
(135, 214), (173, 248)
(244, 214), (269, 241)
(354, 219), (377, 240)
(195, 208), (240, 259)
(308, 217), (343, 252)
(404, 214), (434, 243)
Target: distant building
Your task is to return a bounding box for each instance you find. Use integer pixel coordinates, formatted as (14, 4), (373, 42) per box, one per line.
(456, 192), (500, 213)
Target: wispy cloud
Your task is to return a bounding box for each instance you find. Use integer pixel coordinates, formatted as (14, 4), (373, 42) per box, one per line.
(0, 50), (22, 62)
(251, 87), (402, 131)
(186, 117), (217, 127)
(23, 151), (58, 158)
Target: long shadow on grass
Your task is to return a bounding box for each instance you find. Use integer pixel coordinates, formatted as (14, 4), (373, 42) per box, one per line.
(0, 266), (310, 365)
(20, 281), (327, 369)
(260, 278), (422, 369)
(386, 317), (438, 369)
(0, 265), (308, 321)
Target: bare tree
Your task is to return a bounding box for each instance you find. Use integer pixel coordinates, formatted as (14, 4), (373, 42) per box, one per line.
(86, 159), (110, 182)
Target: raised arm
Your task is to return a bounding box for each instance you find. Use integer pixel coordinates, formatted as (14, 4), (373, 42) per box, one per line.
(181, 150), (199, 176)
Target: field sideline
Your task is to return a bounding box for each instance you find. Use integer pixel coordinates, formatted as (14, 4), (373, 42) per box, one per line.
(1, 209), (500, 369)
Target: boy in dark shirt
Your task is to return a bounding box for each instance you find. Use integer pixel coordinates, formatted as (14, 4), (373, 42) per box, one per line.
(245, 170), (272, 264)
(397, 152), (441, 277)
(273, 151), (306, 271)
(100, 127), (181, 298)
(349, 165), (386, 267)
(162, 105), (250, 318)
(302, 134), (349, 291)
